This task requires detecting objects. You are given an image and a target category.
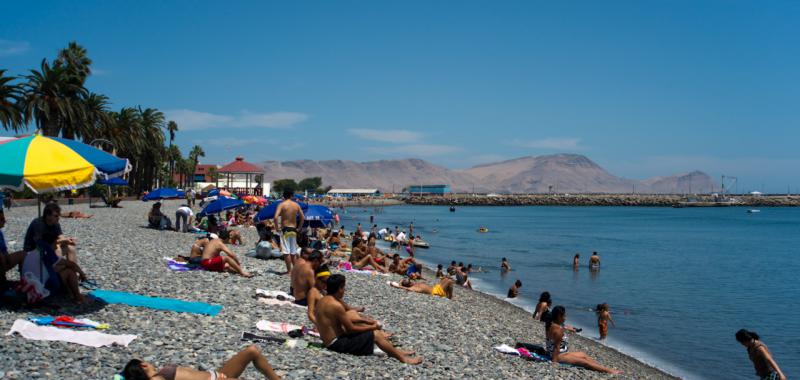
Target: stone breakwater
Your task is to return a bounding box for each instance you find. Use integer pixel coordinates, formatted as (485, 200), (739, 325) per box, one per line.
(406, 194), (800, 207)
(0, 201), (675, 379)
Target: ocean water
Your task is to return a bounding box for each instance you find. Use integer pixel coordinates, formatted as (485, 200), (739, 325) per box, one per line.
(340, 205), (800, 380)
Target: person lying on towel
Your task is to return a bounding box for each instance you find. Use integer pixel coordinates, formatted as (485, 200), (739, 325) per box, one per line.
(119, 345), (280, 380)
(315, 274), (421, 364)
(391, 277), (454, 300)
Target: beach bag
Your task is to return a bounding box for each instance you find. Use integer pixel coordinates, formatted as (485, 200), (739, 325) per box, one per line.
(255, 242), (281, 259)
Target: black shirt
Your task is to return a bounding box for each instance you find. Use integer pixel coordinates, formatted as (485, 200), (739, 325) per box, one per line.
(23, 217), (63, 252)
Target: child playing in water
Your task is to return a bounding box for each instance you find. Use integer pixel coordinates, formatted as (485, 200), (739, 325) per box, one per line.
(596, 303), (615, 340)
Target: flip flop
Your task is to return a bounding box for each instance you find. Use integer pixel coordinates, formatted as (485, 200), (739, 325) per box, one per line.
(79, 279), (99, 290)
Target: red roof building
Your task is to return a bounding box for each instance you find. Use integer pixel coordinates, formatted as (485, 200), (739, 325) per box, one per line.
(218, 156), (264, 174)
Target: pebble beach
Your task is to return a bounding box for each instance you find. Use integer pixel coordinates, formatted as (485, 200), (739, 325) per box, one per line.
(0, 201), (677, 379)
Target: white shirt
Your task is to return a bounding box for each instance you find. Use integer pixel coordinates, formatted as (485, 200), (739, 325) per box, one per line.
(396, 232), (407, 242)
(176, 206), (194, 216)
(378, 228), (388, 236)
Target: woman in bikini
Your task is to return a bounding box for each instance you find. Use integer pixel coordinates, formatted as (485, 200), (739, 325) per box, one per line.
(596, 303), (615, 340)
(545, 306), (621, 374)
(119, 345), (280, 380)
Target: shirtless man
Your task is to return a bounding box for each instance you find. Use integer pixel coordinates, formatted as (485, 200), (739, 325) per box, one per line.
(392, 277), (454, 300)
(315, 274), (422, 364)
(589, 251), (600, 269)
(507, 279), (522, 298)
(307, 265), (368, 327)
(290, 250), (323, 306)
(195, 237), (253, 277)
(274, 190), (305, 274)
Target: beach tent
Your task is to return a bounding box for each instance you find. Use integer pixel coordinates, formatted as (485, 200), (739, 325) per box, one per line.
(254, 200), (309, 223)
(198, 196), (244, 217)
(304, 204), (334, 228)
(142, 188), (185, 201)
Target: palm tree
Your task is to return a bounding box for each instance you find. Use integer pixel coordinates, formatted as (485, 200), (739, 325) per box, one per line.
(188, 145), (205, 188)
(56, 42), (92, 83)
(78, 92), (113, 143)
(0, 70), (23, 132)
(20, 59), (87, 136)
(166, 120), (178, 180)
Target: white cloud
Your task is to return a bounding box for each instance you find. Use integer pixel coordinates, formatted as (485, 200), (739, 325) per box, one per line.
(0, 40), (30, 56)
(347, 128), (422, 143)
(367, 144), (461, 157)
(512, 137), (582, 150)
(165, 109), (309, 130)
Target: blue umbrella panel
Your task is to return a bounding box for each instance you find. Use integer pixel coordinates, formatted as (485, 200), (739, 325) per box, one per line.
(198, 197), (244, 217)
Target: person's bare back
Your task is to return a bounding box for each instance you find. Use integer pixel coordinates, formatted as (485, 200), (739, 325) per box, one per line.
(275, 200), (303, 230)
(315, 295), (347, 345)
(290, 258), (314, 302)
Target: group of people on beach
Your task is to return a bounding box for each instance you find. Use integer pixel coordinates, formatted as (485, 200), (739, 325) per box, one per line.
(1, 194), (789, 379)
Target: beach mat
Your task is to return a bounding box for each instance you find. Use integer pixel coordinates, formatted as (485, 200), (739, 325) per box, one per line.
(163, 257), (202, 272)
(6, 319), (136, 348)
(256, 320), (320, 338)
(88, 289), (222, 316)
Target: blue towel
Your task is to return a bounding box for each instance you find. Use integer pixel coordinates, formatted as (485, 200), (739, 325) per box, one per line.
(88, 289), (222, 316)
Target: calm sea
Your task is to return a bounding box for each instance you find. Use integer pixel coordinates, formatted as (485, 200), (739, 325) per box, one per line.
(341, 205), (799, 380)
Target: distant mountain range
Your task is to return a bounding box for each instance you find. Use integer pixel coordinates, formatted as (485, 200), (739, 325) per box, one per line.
(260, 154), (715, 194)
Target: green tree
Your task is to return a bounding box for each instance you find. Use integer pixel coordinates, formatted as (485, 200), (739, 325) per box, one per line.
(188, 145), (205, 187)
(21, 58), (87, 136)
(272, 179), (298, 194)
(0, 70), (23, 132)
(166, 120), (178, 179)
(298, 177), (323, 192)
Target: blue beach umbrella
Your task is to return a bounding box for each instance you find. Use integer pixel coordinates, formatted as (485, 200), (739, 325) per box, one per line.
(97, 177), (129, 186)
(142, 188), (185, 201)
(254, 200), (309, 223)
(304, 204), (334, 228)
(207, 188), (220, 197)
(198, 196), (244, 217)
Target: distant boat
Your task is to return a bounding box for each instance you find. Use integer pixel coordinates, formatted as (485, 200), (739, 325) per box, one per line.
(747, 209), (760, 213)
(449, 206), (456, 212)
(478, 227), (489, 233)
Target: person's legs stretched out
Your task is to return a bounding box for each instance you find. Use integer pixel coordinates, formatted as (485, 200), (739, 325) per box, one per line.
(373, 330), (422, 364)
(217, 345), (280, 380)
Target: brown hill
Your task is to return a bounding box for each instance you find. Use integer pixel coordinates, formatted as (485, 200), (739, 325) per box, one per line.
(260, 154), (715, 194)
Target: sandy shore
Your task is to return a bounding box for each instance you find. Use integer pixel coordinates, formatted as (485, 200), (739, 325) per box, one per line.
(0, 201), (677, 379)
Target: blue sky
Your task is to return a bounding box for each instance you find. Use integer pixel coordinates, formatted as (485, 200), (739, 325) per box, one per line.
(2, 1), (799, 192)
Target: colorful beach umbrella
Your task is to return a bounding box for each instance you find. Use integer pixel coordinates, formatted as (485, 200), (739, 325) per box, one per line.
(254, 200), (309, 223)
(97, 177), (129, 186)
(0, 135), (130, 193)
(142, 188), (185, 201)
(198, 196), (244, 217)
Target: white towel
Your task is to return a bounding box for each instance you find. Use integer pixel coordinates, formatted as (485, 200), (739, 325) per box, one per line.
(256, 297), (306, 309)
(255, 289), (295, 301)
(6, 319), (136, 348)
(493, 344), (520, 355)
(256, 320), (320, 338)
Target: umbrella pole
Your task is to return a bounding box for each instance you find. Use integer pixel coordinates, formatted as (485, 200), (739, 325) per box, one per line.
(37, 194), (42, 217)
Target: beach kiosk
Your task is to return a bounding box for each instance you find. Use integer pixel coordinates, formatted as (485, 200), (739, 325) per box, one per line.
(216, 156), (267, 196)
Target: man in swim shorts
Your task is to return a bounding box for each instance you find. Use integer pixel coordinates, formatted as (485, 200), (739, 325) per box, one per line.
(507, 279), (522, 298)
(392, 277), (454, 299)
(589, 251), (601, 269)
(316, 274), (422, 364)
(290, 250), (323, 306)
(197, 236), (253, 277)
(274, 189), (305, 274)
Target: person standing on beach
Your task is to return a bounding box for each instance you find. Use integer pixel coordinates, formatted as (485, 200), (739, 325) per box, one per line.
(596, 303), (615, 340)
(589, 251), (600, 269)
(735, 329), (786, 380)
(507, 280), (522, 298)
(274, 190), (305, 274)
(316, 274), (422, 364)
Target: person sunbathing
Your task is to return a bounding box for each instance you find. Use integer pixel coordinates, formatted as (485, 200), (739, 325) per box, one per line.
(348, 239), (387, 273)
(61, 211), (93, 219)
(307, 265), (369, 327)
(544, 305), (621, 374)
(315, 274), (421, 364)
(391, 277), (454, 299)
(387, 254), (420, 277)
(195, 236), (253, 277)
(290, 250), (323, 306)
(120, 345), (280, 380)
